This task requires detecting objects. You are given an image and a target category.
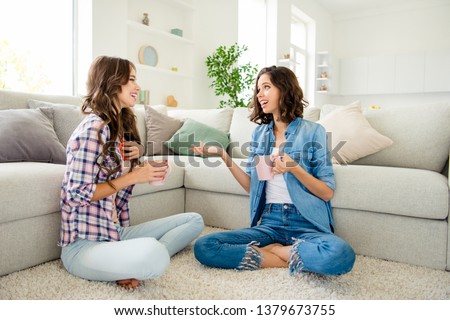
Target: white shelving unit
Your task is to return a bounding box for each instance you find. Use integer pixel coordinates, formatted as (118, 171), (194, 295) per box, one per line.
(316, 51), (330, 94)
(127, 20), (194, 45)
(278, 57), (304, 89)
(278, 58), (299, 70)
(126, 0), (195, 106)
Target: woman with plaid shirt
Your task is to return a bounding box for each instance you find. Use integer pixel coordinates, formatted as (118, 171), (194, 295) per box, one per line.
(59, 56), (204, 289)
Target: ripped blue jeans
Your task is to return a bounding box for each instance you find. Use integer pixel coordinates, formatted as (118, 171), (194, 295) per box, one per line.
(194, 203), (355, 276)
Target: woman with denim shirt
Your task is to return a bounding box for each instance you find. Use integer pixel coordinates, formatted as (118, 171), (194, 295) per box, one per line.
(193, 66), (355, 275)
(59, 56), (204, 289)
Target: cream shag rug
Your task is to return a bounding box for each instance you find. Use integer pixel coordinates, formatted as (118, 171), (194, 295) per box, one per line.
(1, 227), (449, 300)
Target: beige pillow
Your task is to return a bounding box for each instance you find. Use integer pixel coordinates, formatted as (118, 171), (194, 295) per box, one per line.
(145, 106), (183, 155)
(319, 100), (361, 120)
(317, 103), (393, 164)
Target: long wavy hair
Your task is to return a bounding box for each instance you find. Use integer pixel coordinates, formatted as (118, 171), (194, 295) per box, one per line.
(249, 66), (308, 124)
(81, 56), (141, 189)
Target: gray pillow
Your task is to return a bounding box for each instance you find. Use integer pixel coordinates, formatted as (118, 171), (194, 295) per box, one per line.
(0, 108), (66, 164)
(145, 106), (183, 155)
(28, 99), (85, 147)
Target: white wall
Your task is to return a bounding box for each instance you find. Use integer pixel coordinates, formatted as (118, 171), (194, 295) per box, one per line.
(191, 0), (335, 108)
(329, 1), (450, 107)
(276, 0), (334, 107)
(76, 0), (127, 96)
(192, 0), (239, 108)
(333, 2), (450, 57)
(88, 0), (450, 109)
(91, 0), (127, 58)
(87, 0), (333, 108)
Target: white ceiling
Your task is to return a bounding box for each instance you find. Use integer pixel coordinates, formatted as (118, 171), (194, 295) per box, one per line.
(315, 0), (443, 17)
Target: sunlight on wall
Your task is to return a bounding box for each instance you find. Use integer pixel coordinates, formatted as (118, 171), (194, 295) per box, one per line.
(238, 0), (266, 71)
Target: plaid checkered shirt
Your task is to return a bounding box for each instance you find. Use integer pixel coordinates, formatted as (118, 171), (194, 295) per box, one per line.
(59, 114), (134, 247)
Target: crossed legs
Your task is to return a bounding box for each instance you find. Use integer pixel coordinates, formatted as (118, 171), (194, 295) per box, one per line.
(61, 212), (204, 289)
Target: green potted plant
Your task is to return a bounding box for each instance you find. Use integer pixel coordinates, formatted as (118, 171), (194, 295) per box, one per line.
(205, 43), (258, 108)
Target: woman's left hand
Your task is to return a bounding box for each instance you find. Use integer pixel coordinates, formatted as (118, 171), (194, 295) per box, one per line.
(124, 141), (144, 160)
(272, 152), (298, 175)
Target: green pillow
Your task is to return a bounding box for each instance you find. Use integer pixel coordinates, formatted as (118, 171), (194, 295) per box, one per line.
(165, 118), (229, 156)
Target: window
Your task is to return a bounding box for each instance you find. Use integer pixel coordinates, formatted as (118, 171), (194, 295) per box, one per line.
(238, 0), (267, 101)
(238, 0), (267, 70)
(290, 18), (307, 88)
(289, 5), (316, 104)
(0, 0), (74, 94)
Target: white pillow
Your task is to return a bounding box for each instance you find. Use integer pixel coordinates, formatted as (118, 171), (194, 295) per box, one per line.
(228, 108), (258, 158)
(320, 100), (361, 120)
(303, 106), (321, 122)
(317, 103), (393, 164)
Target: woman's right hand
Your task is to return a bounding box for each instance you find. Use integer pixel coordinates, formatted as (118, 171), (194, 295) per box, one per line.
(131, 160), (168, 184)
(191, 142), (225, 158)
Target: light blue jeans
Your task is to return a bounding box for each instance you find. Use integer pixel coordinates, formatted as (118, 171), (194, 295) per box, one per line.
(61, 212), (204, 282)
(194, 204), (355, 276)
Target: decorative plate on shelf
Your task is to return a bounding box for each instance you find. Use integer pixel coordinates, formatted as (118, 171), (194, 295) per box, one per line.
(138, 46), (158, 66)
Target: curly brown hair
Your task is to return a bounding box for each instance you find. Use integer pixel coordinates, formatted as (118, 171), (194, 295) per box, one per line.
(249, 66), (308, 124)
(81, 56), (141, 188)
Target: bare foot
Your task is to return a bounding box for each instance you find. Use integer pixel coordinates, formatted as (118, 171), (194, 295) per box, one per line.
(116, 278), (140, 289)
(260, 243), (283, 251)
(271, 245), (293, 262)
(255, 244), (289, 268)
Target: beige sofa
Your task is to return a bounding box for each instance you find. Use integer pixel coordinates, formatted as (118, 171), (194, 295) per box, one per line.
(0, 89), (449, 277)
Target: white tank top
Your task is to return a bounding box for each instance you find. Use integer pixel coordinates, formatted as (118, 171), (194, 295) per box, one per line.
(265, 148), (293, 204)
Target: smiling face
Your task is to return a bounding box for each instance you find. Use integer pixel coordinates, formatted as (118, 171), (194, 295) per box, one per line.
(118, 67), (140, 109)
(256, 73), (281, 118)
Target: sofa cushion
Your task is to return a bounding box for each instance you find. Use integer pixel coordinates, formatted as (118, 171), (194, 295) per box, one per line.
(333, 165), (449, 220)
(165, 118), (230, 156)
(0, 162), (67, 223)
(132, 157), (185, 197)
(0, 89), (81, 110)
(28, 99), (86, 147)
(353, 102), (450, 172)
(184, 157), (249, 196)
(317, 102), (393, 164)
(0, 108), (66, 164)
(167, 107), (234, 133)
(144, 106), (183, 155)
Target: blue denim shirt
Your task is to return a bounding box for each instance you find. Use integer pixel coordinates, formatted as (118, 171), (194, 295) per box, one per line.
(245, 117), (335, 233)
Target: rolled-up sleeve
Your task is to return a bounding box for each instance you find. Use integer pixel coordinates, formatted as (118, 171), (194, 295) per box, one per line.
(312, 124), (335, 190)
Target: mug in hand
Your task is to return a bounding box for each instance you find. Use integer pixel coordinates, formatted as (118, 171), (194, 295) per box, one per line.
(255, 155), (274, 181)
(148, 160), (171, 186)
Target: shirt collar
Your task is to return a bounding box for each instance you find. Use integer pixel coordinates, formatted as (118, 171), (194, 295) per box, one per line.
(268, 117), (303, 134)
(286, 117), (302, 135)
